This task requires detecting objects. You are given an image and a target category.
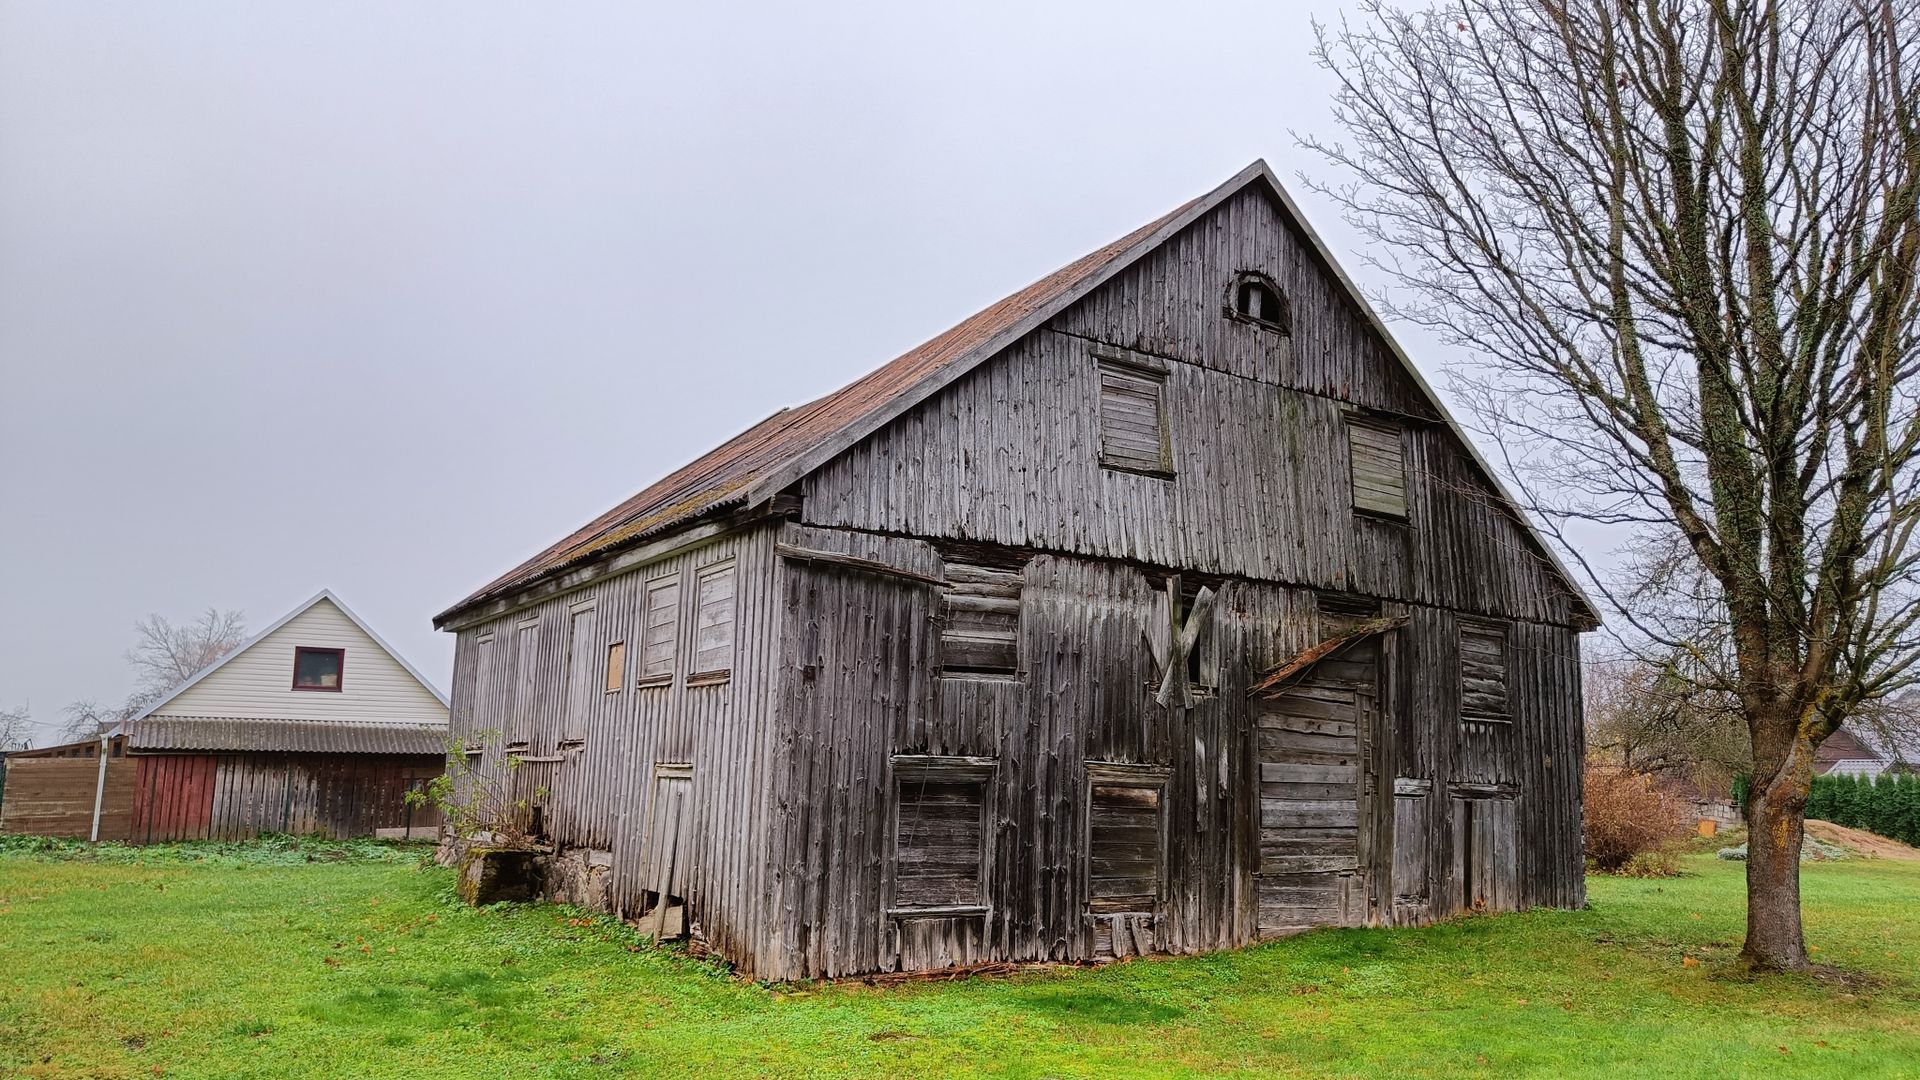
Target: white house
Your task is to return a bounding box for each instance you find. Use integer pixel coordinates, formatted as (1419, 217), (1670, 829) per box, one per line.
(0, 591), (451, 843)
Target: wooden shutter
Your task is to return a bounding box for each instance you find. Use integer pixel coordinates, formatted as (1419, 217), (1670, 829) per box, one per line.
(1348, 417), (1407, 518)
(639, 575), (679, 683)
(508, 619), (539, 748)
(1087, 764), (1169, 913)
(1459, 622), (1510, 721)
(563, 604), (598, 738)
(892, 757), (994, 911)
(939, 562), (1021, 676)
(1391, 781), (1431, 910)
(1098, 362), (1171, 474)
(691, 563), (736, 677)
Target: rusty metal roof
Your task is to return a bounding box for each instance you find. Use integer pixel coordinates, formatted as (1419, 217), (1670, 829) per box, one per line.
(436, 187), (1208, 625)
(436, 160), (1601, 628)
(125, 716), (449, 756)
(1249, 616), (1410, 698)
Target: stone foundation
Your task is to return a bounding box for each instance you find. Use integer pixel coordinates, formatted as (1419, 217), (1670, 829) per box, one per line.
(456, 847), (538, 906)
(535, 845), (616, 912)
(437, 833), (618, 915)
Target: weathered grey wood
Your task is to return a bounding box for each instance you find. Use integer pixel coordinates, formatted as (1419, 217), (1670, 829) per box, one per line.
(1347, 418), (1408, 519)
(774, 542), (948, 587)
(437, 171), (1590, 981)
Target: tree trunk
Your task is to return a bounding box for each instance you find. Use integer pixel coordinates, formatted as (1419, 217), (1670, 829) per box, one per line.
(1740, 731), (1814, 970)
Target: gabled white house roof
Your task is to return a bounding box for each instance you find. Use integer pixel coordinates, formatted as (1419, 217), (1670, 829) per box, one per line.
(123, 589), (449, 729)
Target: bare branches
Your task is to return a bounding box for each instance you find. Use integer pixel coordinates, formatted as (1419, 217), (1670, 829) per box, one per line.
(56, 699), (134, 744)
(1308, 0), (1920, 719)
(0, 704), (30, 752)
(1309, 0), (1920, 968)
(126, 608), (247, 701)
(54, 608), (249, 745)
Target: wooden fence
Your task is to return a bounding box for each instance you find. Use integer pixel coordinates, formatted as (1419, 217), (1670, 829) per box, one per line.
(0, 755), (136, 840)
(0, 752), (442, 843)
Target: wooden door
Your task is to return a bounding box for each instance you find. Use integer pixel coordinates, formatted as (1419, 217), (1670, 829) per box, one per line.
(1254, 683), (1368, 934)
(1454, 796), (1518, 913)
(640, 764), (692, 939)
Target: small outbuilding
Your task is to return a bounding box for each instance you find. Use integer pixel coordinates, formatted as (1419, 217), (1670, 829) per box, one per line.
(0, 590), (450, 843)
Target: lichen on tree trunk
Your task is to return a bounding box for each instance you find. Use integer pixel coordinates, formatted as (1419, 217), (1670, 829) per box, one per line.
(1739, 732), (1816, 971)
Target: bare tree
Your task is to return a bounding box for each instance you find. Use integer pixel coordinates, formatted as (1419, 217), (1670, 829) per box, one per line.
(1586, 648), (1748, 788)
(0, 704), (31, 752)
(55, 699), (136, 744)
(126, 608), (247, 704)
(56, 608), (248, 745)
(1308, 0), (1920, 969)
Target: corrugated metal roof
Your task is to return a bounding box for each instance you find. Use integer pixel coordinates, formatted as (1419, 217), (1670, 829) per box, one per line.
(126, 716), (449, 756)
(435, 194), (1202, 624)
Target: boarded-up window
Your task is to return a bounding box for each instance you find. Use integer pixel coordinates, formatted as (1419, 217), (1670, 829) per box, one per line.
(892, 757), (994, 911)
(510, 621), (540, 745)
(1097, 361), (1171, 475)
(940, 562), (1021, 677)
(604, 641), (626, 693)
(1348, 417), (1407, 519)
(1460, 622), (1510, 722)
(563, 606), (597, 739)
(1087, 763), (1170, 914)
(639, 575), (679, 684)
(691, 563), (736, 678)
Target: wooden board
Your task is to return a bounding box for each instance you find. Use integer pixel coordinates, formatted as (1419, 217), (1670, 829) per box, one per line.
(0, 754), (134, 840)
(1254, 684), (1367, 932)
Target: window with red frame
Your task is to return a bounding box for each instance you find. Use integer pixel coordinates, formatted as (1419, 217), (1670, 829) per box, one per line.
(293, 646), (345, 691)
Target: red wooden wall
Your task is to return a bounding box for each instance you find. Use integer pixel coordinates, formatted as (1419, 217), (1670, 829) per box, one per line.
(125, 753), (443, 844)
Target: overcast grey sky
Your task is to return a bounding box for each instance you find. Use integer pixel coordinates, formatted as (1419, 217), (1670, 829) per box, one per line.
(1, 1), (1451, 744)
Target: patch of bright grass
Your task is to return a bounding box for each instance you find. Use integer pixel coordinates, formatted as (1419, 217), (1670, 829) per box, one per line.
(1, 841), (1916, 1078)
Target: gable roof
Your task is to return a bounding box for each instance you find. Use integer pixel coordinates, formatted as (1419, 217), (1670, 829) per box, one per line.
(1816, 727), (1883, 771)
(124, 589), (450, 730)
(437, 161), (1599, 627)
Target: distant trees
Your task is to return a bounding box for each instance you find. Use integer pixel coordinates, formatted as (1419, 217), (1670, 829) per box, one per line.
(57, 608), (247, 743)
(1586, 649), (1747, 795)
(124, 609), (246, 706)
(54, 699), (137, 744)
(0, 704), (30, 752)
(1806, 774), (1920, 847)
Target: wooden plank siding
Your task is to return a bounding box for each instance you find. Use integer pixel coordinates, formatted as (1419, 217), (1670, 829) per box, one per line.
(438, 179), (1587, 980)
(448, 525), (786, 974)
(797, 187), (1582, 630)
(123, 753), (442, 842)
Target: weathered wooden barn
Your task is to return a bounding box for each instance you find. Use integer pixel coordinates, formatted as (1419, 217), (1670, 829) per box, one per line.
(434, 161), (1597, 980)
(0, 591), (449, 843)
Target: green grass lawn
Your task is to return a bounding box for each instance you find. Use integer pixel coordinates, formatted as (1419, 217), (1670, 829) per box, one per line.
(2, 837), (1917, 1079)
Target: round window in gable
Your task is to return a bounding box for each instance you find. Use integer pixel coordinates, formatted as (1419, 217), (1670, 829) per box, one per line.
(1227, 272), (1290, 334)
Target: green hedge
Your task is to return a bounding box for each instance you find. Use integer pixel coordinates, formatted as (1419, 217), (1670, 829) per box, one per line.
(1805, 772), (1920, 847)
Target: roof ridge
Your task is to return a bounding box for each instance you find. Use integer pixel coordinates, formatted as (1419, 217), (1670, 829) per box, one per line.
(435, 159), (1599, 627)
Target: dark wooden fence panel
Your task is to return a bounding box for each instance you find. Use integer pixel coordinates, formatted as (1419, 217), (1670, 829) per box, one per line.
(125, 752), (444, 843)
